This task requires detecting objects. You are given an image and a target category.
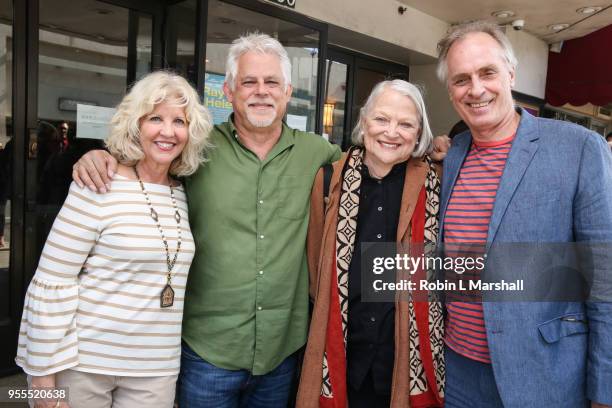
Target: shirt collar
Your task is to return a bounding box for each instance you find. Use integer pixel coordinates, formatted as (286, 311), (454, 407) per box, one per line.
(226, 114), (296, 162)
(361, 160), (407, 182)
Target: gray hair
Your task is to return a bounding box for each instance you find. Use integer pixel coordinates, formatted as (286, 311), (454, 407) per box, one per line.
(225, 33), (292, 91)
(351, 79), (433, 158)
(436, 20), (518, 84)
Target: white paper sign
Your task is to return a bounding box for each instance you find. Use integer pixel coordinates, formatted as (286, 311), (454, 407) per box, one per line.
(286, 114), (308, 131)
(76, 104), (116, 140)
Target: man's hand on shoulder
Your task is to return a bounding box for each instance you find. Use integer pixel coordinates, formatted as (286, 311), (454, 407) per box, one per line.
(72, 149), (118, 193)
(431, 134), (451, 162)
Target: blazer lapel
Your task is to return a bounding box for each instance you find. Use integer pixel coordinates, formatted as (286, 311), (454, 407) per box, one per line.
(397, 158), (429, 242)
(487, 110), (540, 246)
(439, 134), (471, 241)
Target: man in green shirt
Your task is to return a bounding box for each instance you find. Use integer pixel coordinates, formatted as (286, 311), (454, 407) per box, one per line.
(73, 33), (340, 407)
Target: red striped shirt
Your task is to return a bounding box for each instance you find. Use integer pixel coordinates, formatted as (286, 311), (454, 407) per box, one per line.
(444, 134), (514, 363)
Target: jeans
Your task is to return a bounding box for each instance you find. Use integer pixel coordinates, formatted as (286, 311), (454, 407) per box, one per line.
(444, 346), (504, 408)
(178, 342), (297, 408)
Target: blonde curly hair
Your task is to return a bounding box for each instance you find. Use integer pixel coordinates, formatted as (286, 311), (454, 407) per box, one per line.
(106, 71), (213, 176)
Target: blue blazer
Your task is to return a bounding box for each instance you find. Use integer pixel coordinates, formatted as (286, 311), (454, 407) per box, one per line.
(440, 109), (612, 407)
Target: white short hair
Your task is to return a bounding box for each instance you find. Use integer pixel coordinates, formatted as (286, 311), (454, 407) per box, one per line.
(225, 33), (292, 91)
(351, 79), (433, 158)
(436, 20), (518, 84)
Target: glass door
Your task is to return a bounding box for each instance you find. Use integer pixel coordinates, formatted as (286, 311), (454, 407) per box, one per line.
(0, 0), (168, 375)
(324, 47), (408, 149)
(0, 0), (15, 375)
(26, 0), (158, 273)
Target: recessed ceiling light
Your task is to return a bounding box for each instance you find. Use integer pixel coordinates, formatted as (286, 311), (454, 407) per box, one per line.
(95, 9), (113, 15)
(492, 10), (515, 19)
(549, 23), (570, 31)
(576, 6), (602, 14)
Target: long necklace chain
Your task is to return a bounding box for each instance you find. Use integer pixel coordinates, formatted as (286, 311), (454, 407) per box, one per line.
(133, 166), (182, 285)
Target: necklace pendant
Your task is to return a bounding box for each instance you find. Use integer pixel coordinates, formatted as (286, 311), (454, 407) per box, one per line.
(150, 207), (159, 222)
(161, 284), (175, 308)
(174, 210), (181, 223)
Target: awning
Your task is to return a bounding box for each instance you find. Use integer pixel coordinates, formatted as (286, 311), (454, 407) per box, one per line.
(545, 24), (612, 107)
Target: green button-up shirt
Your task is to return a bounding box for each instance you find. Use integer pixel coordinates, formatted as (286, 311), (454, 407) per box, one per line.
(183, 118), (340, 375)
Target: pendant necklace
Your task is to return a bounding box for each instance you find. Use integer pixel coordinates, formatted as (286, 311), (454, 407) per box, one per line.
(134, 166), (182, 308)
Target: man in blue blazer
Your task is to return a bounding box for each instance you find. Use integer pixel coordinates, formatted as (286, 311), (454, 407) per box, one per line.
(436, 21), (612, 407)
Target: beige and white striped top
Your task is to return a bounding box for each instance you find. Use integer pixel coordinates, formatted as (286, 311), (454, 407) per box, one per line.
(16, 177), (194, 377)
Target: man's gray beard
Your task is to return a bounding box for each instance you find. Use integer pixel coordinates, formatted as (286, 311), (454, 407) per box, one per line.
(246, 112), (276, 128)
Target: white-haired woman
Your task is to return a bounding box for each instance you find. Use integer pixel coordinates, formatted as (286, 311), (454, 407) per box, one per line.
(297, 80), (444, 408)
(16, 71), (212, 408)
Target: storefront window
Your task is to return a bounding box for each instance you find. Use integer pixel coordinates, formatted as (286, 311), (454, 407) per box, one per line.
(32, 0), (153, 251)
(204, 0), (320, 131)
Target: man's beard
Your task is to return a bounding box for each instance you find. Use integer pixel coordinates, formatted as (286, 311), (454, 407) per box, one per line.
(246, 112), (276, 128)
(245, 98), (278, 128)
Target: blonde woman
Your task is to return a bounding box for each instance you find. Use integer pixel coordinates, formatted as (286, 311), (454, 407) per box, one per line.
(16, 71), (212, 408)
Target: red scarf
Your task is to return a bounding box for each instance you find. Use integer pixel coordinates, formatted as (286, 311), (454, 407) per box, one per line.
(319, 147), (444, 407)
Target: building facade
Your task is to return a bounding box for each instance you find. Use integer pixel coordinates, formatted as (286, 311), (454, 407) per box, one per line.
(0, 0), (607, 374)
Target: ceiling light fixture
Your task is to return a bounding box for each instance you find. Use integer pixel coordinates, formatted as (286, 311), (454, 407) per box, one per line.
(95, 9), (113, 15)
(492, 10), (515, 19)
(576, 6), (603, 14)
(548, 23), (570, 31)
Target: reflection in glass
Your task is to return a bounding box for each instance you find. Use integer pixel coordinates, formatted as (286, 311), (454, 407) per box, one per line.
(166, 0), (196, 83)
(0, 0), (12, 318)
(323, 60), (348, 146)
(352, 67), (387, 128)
(204, 0), (320, 131)
(33, 0), (151, 251)
(135, 14), (153, 81)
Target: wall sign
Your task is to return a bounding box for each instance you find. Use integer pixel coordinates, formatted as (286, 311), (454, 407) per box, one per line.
(264, 0), (296, 9)
(204, 72), (233, 125)
(58, 98), (98, 112)
(76, 104), (116, 140)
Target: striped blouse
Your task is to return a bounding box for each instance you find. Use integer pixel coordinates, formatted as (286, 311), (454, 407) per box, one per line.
(444, 135), (513, 363)
(16, 177), (194, 377)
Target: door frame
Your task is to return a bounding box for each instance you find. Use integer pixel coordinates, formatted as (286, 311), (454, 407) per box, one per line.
(1, 0), (167, 375)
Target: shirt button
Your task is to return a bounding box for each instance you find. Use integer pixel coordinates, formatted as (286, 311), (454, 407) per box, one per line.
(377, 234), (382, 239)
(259, 270), (264, 275)
(377, 180), (382, 185)
(259, 200), (264, 204)
(370, 316), (376, 322)
(377, 206), (383, 211)
(257, 306), (262, 311)
(260, 235), (264, 239)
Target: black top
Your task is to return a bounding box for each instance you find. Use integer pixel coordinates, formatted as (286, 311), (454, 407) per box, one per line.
(347, 160), (406, 395)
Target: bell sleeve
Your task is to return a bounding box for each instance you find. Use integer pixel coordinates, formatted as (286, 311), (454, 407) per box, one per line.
(15, 182), (101, 376)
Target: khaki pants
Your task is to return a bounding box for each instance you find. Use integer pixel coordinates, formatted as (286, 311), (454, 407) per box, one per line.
(30, 370), (177, 408)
